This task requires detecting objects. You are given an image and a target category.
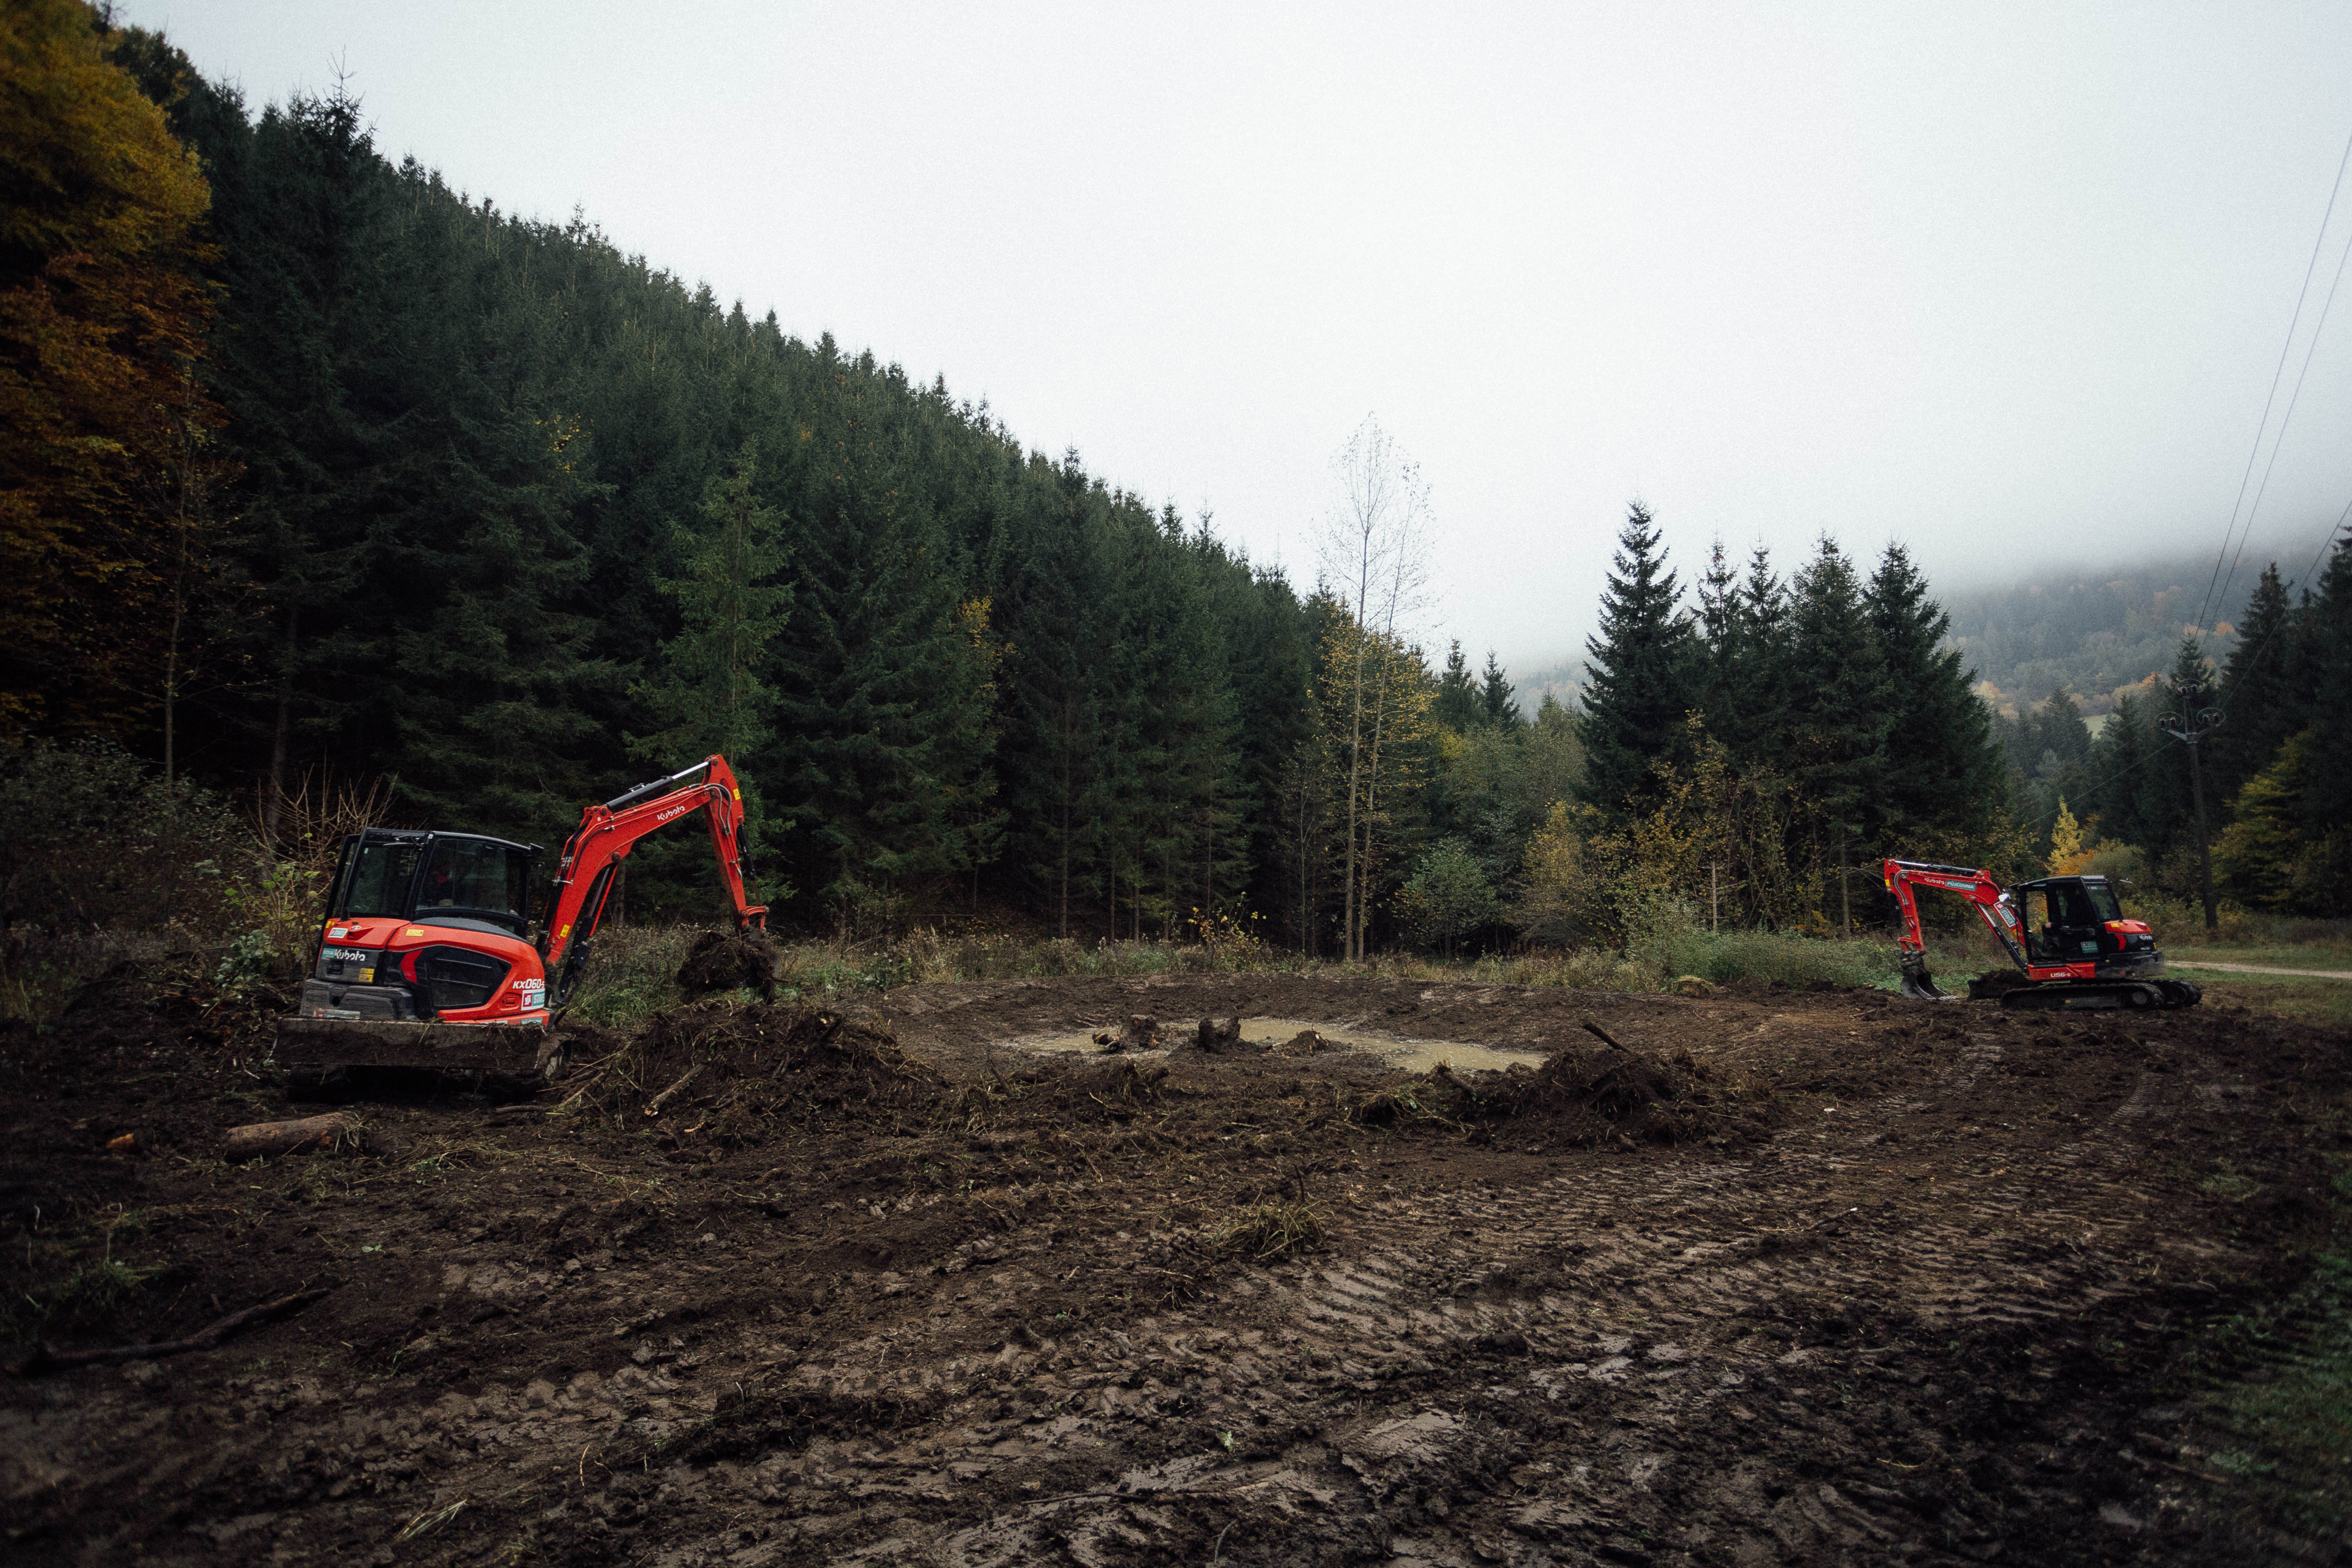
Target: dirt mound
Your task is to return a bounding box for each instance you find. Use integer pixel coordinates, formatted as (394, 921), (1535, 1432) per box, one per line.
(1377, 1031), (1766, 1147)
(560, 1001), (945, 1136)
(673, 927), (777, 999)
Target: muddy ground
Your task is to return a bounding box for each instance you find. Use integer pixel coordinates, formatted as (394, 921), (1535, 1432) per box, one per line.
(2, 972), (2346, 1566)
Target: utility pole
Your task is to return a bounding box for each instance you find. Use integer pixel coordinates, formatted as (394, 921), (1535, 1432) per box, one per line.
(2162, 702), (2224, 931)
(1836, 824), (1851, 940)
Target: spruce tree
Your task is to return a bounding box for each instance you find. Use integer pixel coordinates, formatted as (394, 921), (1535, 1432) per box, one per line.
(768, 364), (994, 918)
(2156, 636), (2222, 921)
(996, 459), (1107, 935)
(2208, 563), (2296, 803)
(1434, 641), (1478, 730)
(1199, 543), (1312, 927)
(619, 438), (793, 904)
(1479, 652), (1520, 726)
(1737, 546), (1794, 760)
(1865, 543), (2002, 853)
(1578, 503), (1699, 816)
(1695, 541), (1744, 745)
(629, 439), (791, 766)
(2087, 693), (2160, 850)
(2289, 533), (2352, 904)
(1783, 537), (1892, 852)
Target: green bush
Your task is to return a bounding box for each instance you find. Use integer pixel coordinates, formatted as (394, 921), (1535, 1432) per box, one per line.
(0, 738), (253, 937)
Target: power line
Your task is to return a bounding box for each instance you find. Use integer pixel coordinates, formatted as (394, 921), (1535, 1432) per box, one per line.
(2029, 498), (2348, 817)
(2213, 220), (2352, 627)
(2195, 124), (2352, 634)
(2209, 495), (2352, 723)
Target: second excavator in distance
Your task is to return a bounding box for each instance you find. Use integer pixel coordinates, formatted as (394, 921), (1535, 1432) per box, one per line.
(1882, 858), (2202, 1011)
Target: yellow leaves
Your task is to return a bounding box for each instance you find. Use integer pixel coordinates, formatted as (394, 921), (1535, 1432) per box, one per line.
(0, 0), (209, 265)
(0, 0), (223, 733)
(2045, 797), (2121, 878)
(956, 596), (1007, 680)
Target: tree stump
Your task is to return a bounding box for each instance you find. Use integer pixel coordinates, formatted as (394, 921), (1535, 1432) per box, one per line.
(1094, 1015), (1161, 1053)
(1194, 1016), (1247, 1053)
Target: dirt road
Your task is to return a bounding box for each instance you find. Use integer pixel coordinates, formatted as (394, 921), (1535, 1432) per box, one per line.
(2, 974), (2342, 1566)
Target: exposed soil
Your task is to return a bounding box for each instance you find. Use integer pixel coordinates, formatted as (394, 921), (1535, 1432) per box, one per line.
(2, 971), (2345, 1566)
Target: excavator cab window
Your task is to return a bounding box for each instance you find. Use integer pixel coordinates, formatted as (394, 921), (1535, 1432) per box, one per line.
(329, 832), (536, 937)
(419, 838), (532, 933)
(2024, 882), (2102, 961)
(343, 839), (422, 918)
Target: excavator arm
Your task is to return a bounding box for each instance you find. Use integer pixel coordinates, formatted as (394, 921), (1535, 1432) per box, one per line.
(541, 755), (768, 1008)
(1881, 859), (2029, 1001)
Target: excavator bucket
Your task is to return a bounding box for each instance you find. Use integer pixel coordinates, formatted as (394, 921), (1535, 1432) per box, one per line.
(1898, 951), (1956, 1002)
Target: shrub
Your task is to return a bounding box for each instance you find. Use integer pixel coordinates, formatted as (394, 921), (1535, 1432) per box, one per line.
(0, 738), (252, 936)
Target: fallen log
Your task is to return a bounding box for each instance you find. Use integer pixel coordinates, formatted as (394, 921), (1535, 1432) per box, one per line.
(11, 1286), (332, 1375)
(225, 1111), (357, 1160)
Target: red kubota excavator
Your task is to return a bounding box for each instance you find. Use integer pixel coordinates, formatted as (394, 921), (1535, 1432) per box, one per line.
(1882, 858), (2201, 1011)
(282, 757), (766, 1071)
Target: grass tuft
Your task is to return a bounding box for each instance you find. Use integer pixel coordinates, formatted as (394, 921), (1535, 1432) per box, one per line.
(1209, 1200), (1328, 1262)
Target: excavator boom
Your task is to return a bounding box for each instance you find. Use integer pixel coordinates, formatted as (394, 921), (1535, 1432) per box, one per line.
(540, 755), (767, 1008)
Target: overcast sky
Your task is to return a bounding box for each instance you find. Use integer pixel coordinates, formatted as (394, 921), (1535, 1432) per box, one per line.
(119, 0), (2352, 676)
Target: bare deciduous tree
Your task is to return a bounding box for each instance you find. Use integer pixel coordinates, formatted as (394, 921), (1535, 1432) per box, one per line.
(1317, 415), (1436, 960)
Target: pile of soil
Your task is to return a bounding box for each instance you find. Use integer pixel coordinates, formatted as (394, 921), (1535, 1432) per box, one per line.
(1493, 1037), (1764, 1145)
(561, 1001), (948, 1138)
(673, 928), (777, 999)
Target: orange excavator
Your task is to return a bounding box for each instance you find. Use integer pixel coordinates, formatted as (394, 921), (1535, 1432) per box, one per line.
(284, 756), (766, 1071)
(1882, 858), (2200, 1011)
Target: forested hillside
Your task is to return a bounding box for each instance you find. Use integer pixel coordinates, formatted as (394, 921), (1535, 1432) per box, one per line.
(6, 2), (2346, 951)
(1936, 552), (2330, 717)
(1989, 542), (2352, 916)
(2, 6), (1581, 950)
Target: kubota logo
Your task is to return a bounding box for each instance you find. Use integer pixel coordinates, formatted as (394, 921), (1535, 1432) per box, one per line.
(657, 804), (691, 822)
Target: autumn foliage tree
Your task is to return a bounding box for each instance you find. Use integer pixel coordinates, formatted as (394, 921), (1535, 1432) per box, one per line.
(0, 0), (223, 739)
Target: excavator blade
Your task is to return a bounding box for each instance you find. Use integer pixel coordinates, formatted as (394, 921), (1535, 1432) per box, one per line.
(1898, 952), (1957, 1002)
(274, 1017), (566, 1079)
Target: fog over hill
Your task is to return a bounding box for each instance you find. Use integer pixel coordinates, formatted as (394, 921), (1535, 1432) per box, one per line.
(1481, 530), (2340, 722)
(1937, 533), (2338, 716)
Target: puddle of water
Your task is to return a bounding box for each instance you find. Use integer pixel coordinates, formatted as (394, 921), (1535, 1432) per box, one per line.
(1007, 1017), (1549, 1074)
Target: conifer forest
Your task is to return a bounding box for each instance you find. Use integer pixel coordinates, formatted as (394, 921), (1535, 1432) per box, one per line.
(6, 0), (2351, 953)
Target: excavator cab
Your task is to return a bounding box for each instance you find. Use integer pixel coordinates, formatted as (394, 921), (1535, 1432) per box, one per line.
(327, 831), (540, 939)
(304, 831), (546, 1025)
(2009, 876), (2156, 970)
(2016, 878), (2107, 962)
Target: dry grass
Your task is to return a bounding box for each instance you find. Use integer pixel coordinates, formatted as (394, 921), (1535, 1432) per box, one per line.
(1209, 1199), (1329, 1262)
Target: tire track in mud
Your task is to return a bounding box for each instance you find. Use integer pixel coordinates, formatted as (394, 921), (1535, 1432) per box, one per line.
(749, 1028), (2231, 1566)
